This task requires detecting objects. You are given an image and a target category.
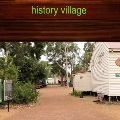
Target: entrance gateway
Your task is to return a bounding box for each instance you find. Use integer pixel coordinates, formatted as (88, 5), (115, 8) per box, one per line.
(0, 0), (120, 41)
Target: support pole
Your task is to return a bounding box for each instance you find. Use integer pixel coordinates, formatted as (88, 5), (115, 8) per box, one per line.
(65, 43), (69, 87)
(8, 100), (10, 112)
(73, 87), (74, 92)
(109, 96), (111, 103)
(116, 96), (118, 102)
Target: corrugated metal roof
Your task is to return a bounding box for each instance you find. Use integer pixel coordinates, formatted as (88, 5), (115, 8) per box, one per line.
(104, 42), (120, 48)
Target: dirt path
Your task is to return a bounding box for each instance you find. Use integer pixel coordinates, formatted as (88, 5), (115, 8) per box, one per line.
(1, 85), (120, 120)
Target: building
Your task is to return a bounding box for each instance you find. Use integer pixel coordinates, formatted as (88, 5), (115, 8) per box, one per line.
(46, 78), (54, 84)
(46, 77), (60, 85)
(90, 42), (120, 101)
(73, 72), (91, 91)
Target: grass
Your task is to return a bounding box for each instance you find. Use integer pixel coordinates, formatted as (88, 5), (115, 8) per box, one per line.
(70, 90), (83, 97)
(112, 101), (120, 105)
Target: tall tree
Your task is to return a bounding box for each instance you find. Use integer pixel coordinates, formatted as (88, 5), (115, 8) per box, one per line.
(78, 42), (95, 72)
(0, 42), (47, 83)
(46, 42), (80, 85)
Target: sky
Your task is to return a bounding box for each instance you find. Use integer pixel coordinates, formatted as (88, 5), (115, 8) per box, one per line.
(41, 42), (85, 61)
(74, 42), (85, 56)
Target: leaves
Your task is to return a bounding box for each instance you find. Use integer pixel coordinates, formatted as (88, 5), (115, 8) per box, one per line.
(77, 42), (95, 72)
(0, 42), (47, 83)
(46, 42), (80, 78)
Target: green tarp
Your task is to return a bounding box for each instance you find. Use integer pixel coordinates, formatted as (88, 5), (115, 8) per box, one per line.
(0, 79), (2, 103)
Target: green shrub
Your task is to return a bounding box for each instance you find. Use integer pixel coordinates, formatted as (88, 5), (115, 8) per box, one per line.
(12, 81), (38, 104)
(70, 90), (83, 97)
(0, 104), (4, 109)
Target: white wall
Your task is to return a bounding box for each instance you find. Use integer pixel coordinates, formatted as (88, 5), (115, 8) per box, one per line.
(46, 77), (59, 84)
(46, 78), (54, 84)
(73, 72), (91, 91)
(90, 42), (109, 95)
(109, 52), (120, 96)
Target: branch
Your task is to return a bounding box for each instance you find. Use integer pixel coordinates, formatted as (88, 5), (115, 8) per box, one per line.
(54, 60), (66, 72)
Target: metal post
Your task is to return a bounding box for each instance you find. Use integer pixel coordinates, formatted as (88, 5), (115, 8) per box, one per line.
(109, 96), (111, 103)
(8, 100), (10, 112)
(65, 43), (69, 87)
(73, 87), (74, 92)
(116, 96), (118, 102)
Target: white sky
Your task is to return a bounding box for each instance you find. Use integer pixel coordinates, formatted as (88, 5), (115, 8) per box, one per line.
(41, 42), (86, 61)
(74, 42), (85, 56)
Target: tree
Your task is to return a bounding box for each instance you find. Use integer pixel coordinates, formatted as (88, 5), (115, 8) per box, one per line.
(72, 63), (81, 74)
(78, 42), (95, 72)
(0, 42), (47, 103)
(0, 42), (47, 83)
(34, 61), (50, 83)
(0, 43), (20, 82)
(46, 42), (80, 85)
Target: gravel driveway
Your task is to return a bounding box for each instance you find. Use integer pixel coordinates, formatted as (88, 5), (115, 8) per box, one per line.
(1, 85), (120, 120)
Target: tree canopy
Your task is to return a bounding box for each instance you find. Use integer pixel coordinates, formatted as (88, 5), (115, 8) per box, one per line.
(73, 42), (94, 73)
(0, 42), (47, 83)
(46, 42), (80, 83)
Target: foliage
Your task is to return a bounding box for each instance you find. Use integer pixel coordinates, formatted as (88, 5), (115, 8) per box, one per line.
(0, 103), (5, 109)
(12, 81), (38, 104)
(72, 64), (81, 74)
(70, 90), (83, 96)
(50, 62), (66, 77)
(0, 58), (5, 80)
(34, 61), (50, 83)
(0, 57), (19, 83)
(81, 42), (94, 71)
(0, 42), (47, 83)
(4, 64), (19, 82)
(73, 42), (95, 73)
(0, 59), (20, 103)
(46, 42), (80, 80)
(0, 42), (47, 104)
(0, 59), (39, 104)
(11, 42), (46, 83)
(0, 42), (46, 61)
(18, 58), (39, 83)
(18, 59), (50, 83)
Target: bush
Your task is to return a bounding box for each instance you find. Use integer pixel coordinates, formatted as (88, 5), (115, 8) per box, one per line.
(12, 81), (38, 104)
(0, 56), (40, 104)
(70, 90), (83, 97)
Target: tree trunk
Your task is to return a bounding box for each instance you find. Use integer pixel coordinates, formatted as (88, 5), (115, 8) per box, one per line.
(54, 77), (56, 85)
(71, 63), (72, 80)
(61, 76), (64, 86)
